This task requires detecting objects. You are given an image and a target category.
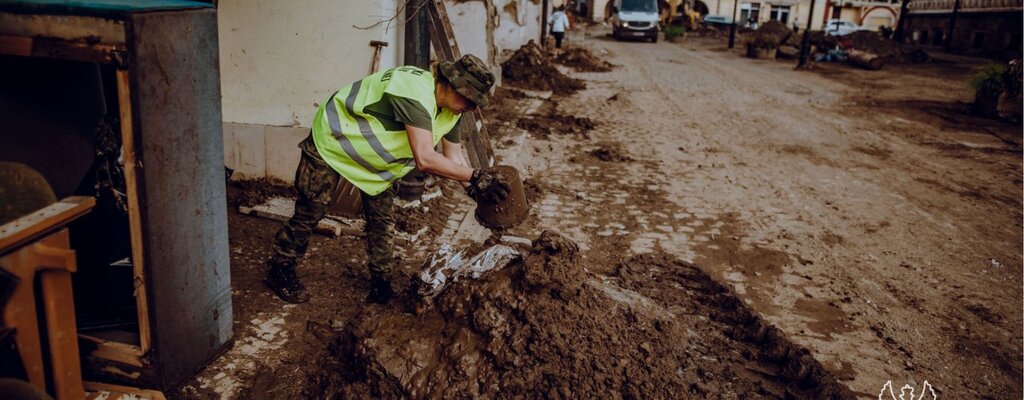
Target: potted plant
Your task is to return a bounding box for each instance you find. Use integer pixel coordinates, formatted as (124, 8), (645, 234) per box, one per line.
(665, 24), (686, 43)
(969, 64), (1006, 118)
(746, 35), (779, 59)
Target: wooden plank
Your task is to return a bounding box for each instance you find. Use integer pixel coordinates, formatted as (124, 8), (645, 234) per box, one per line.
(0, 35), (31, 56)
(238, 197), (363, 237)
(84, 381), (166, 400)
(78, 334), (145, 368)
(1, 249), (47, 389)
(0, 196), (95, 254)
(326, 179), (362, 218)
(427, 0), (496, 168)
(37, 230), (86, 400)
(117, 69), (153, 355)
(0, 13), (126, 46)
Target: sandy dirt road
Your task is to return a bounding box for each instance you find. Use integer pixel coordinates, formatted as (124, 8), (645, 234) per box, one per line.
(502, 28), (1022, 398)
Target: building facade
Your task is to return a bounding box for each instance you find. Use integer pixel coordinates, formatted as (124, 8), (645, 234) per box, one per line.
(903, 0), (1023, 58)
(586, 0), (900, 31)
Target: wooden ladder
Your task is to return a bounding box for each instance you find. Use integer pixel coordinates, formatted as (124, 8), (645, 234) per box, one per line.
(426, 0), (496, 169)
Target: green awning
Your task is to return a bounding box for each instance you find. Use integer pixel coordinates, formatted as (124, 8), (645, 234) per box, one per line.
(0, 0), (213, 18)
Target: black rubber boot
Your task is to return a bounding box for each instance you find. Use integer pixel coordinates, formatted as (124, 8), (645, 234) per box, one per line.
(265, 264), (309, 304)
(366, 274), (394, 305)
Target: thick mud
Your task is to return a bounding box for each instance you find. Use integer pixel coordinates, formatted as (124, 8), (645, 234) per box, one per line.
(502, 41), (586, 95)
(227, 178), (296, 208)
(800, 31), (929, 63)
(554, 46), (615, 72)
(312, 232), (855, 399)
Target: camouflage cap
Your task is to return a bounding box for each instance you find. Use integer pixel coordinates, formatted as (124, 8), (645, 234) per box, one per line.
(439, 54), (495, 107)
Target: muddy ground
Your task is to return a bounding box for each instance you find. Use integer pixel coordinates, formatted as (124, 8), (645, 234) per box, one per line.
(175, 26), (1022, 399)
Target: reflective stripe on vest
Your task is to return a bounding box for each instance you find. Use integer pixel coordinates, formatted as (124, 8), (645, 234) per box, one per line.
(310, 67), (461, 196)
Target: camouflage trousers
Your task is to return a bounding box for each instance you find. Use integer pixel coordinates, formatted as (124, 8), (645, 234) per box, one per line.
(269, 135), (396, 276)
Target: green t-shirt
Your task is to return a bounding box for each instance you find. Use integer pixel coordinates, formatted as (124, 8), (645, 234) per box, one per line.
(363, 93), (463, 143)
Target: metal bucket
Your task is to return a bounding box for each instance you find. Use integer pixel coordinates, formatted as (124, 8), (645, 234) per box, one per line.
(474, 165), (529, 230)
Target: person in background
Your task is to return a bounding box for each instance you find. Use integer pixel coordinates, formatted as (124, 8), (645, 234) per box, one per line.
(549, 5), (571, 51)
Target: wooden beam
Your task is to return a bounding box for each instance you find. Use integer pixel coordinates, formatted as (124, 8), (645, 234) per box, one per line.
(0, 34), (124, 65)
(78, 334), (145, 368)
(0, 197), (95, 254)
(0, 35), (31, 56)
(117, 69), (153, 354)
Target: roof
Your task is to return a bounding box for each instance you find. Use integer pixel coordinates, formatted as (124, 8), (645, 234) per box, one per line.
(0, 0), (213, 18)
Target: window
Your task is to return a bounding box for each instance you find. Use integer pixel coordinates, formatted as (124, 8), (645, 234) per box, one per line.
(1006, 32), (1022, 51)
(918, 30), (929, 45)
(770, 5), (790, 23)
(739, 3), (761, 23)
(621, 0), (657, 12)
(931, 29), (944, 46)
(972, 32), (986, 49)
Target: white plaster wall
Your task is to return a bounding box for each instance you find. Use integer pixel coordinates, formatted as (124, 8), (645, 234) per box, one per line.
(707, 0), (828, 29)
(218, 0), (404, 180)
(445, 0), (492, 63)
(218, 0), (402, 128)
(592, 0), (611, 21)
(494, 0), (544, 55)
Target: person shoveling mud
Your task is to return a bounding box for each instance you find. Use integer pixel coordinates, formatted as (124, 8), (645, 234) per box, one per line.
(261, 54), (517, 306)
(312, 231), (856, 399)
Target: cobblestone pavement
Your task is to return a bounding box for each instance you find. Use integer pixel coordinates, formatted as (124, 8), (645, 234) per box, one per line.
(460, 27), (1022, 398)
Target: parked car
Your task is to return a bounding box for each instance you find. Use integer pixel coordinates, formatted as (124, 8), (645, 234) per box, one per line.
(703, 15), (733, 26)
(610, 0), (661, 42)
(823, 19), (862, 36)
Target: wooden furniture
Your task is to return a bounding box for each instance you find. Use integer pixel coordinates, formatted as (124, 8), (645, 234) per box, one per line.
(0, 196), (96, 400)
(0, 0), (233, 391)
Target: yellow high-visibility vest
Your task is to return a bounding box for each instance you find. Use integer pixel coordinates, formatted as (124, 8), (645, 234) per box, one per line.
(311, 66), (462, 196)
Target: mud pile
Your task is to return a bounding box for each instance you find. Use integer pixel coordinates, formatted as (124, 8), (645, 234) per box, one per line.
(314, 232), (856, 399)
(516, 112), (594, 140)
(587, 145), (634, 162)
(847, 31), (929, 63)
(800, 31), (928, 63)
(227, 178), (295, 208)
(752, 20), (793, 48)
(554, 46), (614, 72)
(501, 41), (586, 95)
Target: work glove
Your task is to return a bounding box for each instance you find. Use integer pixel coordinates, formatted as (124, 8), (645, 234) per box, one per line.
(466, 168), (510, 204)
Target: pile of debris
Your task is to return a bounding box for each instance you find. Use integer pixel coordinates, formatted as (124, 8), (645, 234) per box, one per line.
(554, 46), (614, 72)
(751, 20), (793, 49)
(516, 112), (594, 140)
(799, 31), (928, 63)
(227, 178), (295, 208)
(501, 41), (585, 95)
(312, 232), (856, 399)
(689, 23), (729, 38)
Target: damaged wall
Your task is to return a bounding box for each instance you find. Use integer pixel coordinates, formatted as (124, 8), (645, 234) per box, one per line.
(444, 0), (545, 65)
(494, 0), (545, 59)
(218, 0), (404, 180)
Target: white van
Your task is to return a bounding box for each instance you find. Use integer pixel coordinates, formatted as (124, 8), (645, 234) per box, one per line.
(610, 0), (660, 42)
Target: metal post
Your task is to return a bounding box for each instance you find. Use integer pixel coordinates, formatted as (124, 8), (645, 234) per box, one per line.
(542, 0), (550, 46)
(944, 0), (961, 52)
(894, 0), (911, 42)
(404, 0), (430, 68)
(728, 0), (740, 48)
(796, 0), (818, 68)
